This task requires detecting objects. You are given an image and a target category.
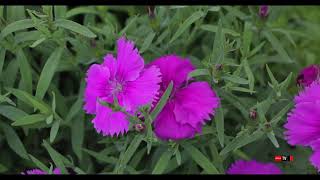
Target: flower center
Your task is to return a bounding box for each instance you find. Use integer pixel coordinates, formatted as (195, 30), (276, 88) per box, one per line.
(111, 81), (123, 95)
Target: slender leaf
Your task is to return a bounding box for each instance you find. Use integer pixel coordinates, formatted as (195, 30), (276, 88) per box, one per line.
(12, 114), (47, 126)
(0, 122), (29, 160)
(0, 19), (34, 39)
(55, 19), (96, 38)
(170, 11), (205, 43)
(35, 47), (63, 100)
(215, 108), (224, 148)
(42, 140), (68, 174)
(150, 81), (173, 121)
(263, 31), (292, 63)
(49, 120), (60, 143)
(182, 143), (219, 174)
(152, 149), (172, 174)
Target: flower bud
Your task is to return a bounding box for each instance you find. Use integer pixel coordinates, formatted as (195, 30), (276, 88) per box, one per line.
(296, 64), (320, 87)
(259, 6), (269, 18)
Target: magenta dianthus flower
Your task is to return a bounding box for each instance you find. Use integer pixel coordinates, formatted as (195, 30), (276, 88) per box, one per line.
(23, 168), (61, 175)
(284, 82), (320, 146)
(296, 64), (320, 87)
(285, 81), (320, 170)
(226, 160), (282, 174)
(84, 37), (161, 136)
(148, 55), (219, 140)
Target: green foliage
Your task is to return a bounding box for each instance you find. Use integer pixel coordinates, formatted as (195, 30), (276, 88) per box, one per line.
(0, 5), (318, 174)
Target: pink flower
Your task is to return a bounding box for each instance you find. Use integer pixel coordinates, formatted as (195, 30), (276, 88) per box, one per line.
(296, 65), (320, 87)
(84, 37), (161, 136)
(23, 168), (61, 175)
(284, 82), (320, 146)
(285, 81), (320, 170)
(310, 140), (320, 170)
(149, 55), (219, 140)
(227, 160), (282, 174)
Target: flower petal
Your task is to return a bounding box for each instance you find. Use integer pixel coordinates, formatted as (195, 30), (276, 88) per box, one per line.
(119, 65), (161, 112)
(115, 37), (144, 82)
(153, 102), (201, 141)
(173, 82), (220, 128)
(310, 151), (320, 171)
(227, 160), (282, 174)
(84, 64), (110, 114)
(103, 53), (117, 80)
(148, 55), (194, 89)
(92, 103), (129, 136)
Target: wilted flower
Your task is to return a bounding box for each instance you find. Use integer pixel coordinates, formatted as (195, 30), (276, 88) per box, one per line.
(259, 6), (269, 18)
(227, 160), (282, 174)
(84, 37), (161, 136)
(149, 55), (219, 140)
(296, 64), (320, 87)
(285, 81), (320, 170)
(22, 168), (61, 175)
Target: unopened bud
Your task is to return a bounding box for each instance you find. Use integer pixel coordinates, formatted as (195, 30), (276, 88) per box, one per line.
(259, 6), (269, 18)
(215, 64), (223, 71)
(249, 109), (257, 120)
(134, 123), (145, 132)
(146, 6), (155, 18)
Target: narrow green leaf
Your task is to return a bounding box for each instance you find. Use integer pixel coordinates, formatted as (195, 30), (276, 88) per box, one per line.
(279, 72), (293, 90)
(271, 102), (293, 126)
(49, 120), (60, 143)
(0, 48), (5, 77)
(215, 108), (224, 148)
(12, 114), (47, 126)
(222, 6), (247, 20)
(200, 25), (240, 37)
(74, 167), (86, 174)
(208, 141), (224, 173)
(267, 131), (280, 148)
(140, 31), (156, 53)
(121, 135), (144, 165)
(266, 64), (278, 85)
(229, 86), (256, 94)
(169, 11), (205, 43)
(188, 69), (210, 79)
(66, 7), (98, 18)
(65, 98), (82, 122)
(182, 143), (219, 174)
(211, 20), (224, 64)
(30, 37), (46, 48)
(119, 16), (137, 36)
(150, 81), (173, 121)
(17, 49), (33, 94)
(0, 122), (29, 160)
(222, 75), (249, 85)
(54, 6), (67, 19)
(0, 19), (34, 39)
(248, 41), (266, 58)
(219, 130), (264, 156)
(83, 148), (118, 164)
(29, 154), (50, 172)
(54, 19), (96, 38)
(175, 149), (182, 166)
(263, 31), (292, 63)
(243, 59), (255, 92)
(0, 105), (28, 121)
(242, 22), (253, 57)
(42, 140), (68, 174)
(152, 149), (173, 174)
(35, 47), (63, 100)
(46, 114), (53, 124)
(14, 31), (42, 44)
(71, 114), (84, 160)
(6, 88), (51, 114)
